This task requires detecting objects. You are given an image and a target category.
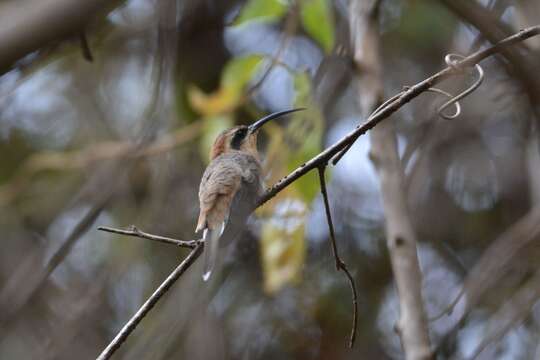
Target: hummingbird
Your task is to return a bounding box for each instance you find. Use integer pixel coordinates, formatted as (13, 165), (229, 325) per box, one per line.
(196, 108), (304, 281)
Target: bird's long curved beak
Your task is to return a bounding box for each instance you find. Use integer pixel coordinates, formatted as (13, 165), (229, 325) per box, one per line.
(248, 108), (305, 134)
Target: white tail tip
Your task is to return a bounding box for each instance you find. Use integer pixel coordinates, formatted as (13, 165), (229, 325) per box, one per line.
(202, 270), (212, 282)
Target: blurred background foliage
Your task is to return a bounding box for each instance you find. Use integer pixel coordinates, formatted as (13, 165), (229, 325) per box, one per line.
(0, 0), (540, 359)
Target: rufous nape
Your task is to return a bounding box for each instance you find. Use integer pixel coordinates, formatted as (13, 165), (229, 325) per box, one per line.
(196, 108), (305, 281)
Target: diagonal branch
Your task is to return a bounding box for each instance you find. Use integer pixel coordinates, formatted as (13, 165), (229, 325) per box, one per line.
(258, 25), (540, 207)
(317, 166), (358, 348)
(96, 243), (203, 360)
(440, 0), (540, 110)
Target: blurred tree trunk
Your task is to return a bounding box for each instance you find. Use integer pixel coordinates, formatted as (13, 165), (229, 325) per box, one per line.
(349, 0), (433, 359)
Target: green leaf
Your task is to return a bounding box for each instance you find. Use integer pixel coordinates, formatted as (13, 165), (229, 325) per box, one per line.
(234, 0), (287, 25)
(285, 72), (324, 203)
(393, 1), (455, 51)
(292, 69), (311, 106)
(300, 0), (335, 53)
(222, 55), (263, 92)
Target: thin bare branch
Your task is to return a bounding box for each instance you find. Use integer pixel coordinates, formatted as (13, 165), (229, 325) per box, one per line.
(428, 289), (464, 322)
(332, 53), (484, 164)
(257, 25), (540, 207)
(98, 226), (200, 249)
(96, 243), (203, 360)
(440, 0), (540, 111)
(317, 166), (358, 348)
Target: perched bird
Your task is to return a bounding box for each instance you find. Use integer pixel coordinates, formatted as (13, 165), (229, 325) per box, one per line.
(196, 108), (304, 281)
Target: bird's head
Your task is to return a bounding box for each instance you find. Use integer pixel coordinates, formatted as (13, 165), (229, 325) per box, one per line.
(209, 108), (304, 160)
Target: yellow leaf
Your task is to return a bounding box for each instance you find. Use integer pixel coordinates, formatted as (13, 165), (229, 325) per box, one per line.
(234, 0), (287, 25)
(189, 86), (239, 116)
(257, 73), (324, 292)
(261, 199), (306, 293)
(188, 55), (263, 116)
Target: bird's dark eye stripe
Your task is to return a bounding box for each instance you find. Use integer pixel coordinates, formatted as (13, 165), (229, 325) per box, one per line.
(230, 128), (248, 149)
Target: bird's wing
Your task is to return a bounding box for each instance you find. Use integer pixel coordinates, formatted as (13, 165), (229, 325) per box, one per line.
(214, 176), (259, 247)
(218, 155), (263, 244)
(196, 160), (242, 232)
(196, 153), (262, 282)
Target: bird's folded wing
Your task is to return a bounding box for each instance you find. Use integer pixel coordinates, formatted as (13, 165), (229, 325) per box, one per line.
(197, 163), (242, 231)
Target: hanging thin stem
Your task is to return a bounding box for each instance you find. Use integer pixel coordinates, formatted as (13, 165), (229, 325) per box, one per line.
(317, 165), (358, 348)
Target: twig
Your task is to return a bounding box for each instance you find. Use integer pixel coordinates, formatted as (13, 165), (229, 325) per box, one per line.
(317, 166), (358, 348)
(98, 226), (200, 249)
(331, 93), (401, 166)
(333, 83), (462, 167)
(257, 25), (540, 207)
(331, 53), (484, 165)
(96, 243), (203, 360)
(428, 289), (464, 322)
(440, 0), (540, 110)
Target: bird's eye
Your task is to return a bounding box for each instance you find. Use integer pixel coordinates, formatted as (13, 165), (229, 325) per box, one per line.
(230, 128), (248, 149)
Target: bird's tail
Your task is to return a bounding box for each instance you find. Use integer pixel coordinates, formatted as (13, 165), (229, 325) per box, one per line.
(202, 222), (225, 282)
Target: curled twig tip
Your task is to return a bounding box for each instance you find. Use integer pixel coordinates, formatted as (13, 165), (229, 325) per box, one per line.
(438, 53), (484, 120)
